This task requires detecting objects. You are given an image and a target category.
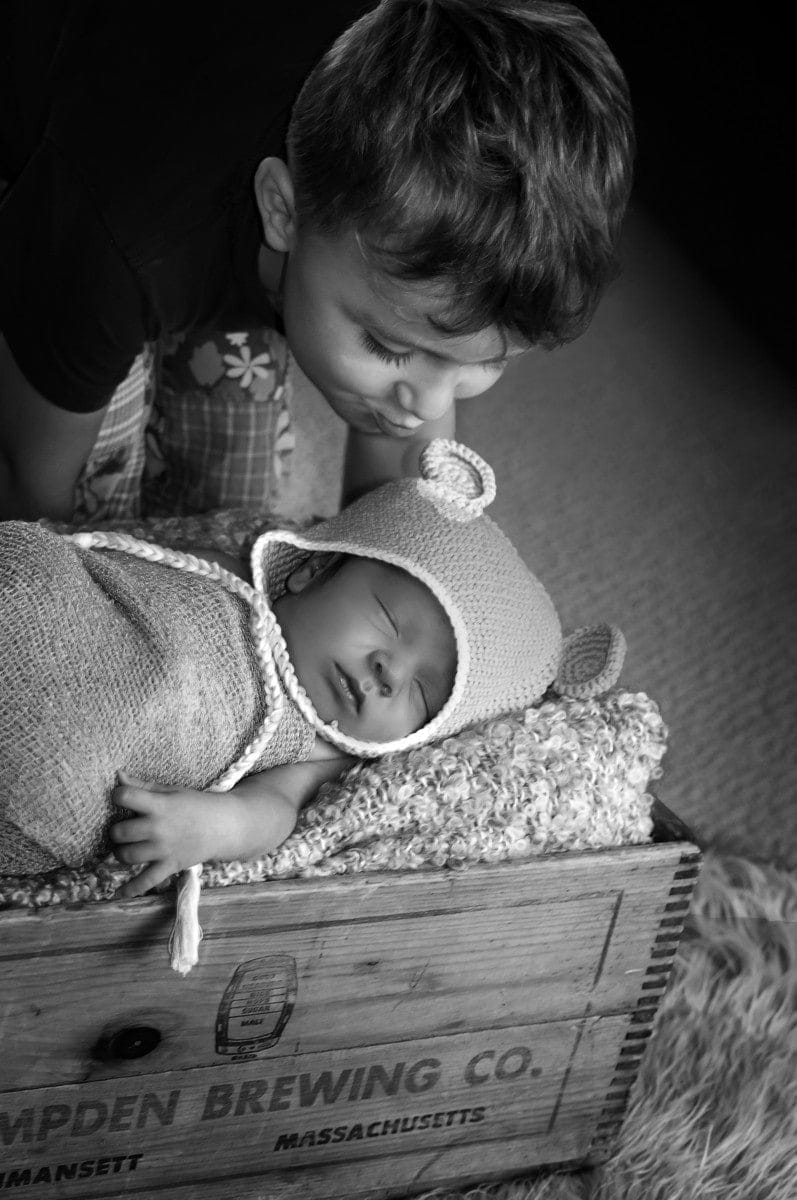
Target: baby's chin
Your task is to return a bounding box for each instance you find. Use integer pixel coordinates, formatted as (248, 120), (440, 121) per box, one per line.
(337, 716), (430, 745)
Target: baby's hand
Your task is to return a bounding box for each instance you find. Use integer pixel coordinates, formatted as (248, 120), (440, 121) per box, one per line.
(110, 774), (223, 899)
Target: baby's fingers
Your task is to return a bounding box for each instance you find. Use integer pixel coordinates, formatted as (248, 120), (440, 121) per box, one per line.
(113, 839), (159, 866)
(109, 816), (152, 845)
(113, 775), (174, 814)
(117, 771), (181, 794)
(116, 861), (172, 900)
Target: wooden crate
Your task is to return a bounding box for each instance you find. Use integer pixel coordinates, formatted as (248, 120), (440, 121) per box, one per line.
(0, 799), (701, 1198)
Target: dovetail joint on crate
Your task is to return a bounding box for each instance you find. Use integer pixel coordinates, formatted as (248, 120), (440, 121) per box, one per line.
(586, 848), (702, 1161)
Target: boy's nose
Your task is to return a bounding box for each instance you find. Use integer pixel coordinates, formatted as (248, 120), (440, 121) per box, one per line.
(393, 360), (500, 421)
(393, 380), (454, 424)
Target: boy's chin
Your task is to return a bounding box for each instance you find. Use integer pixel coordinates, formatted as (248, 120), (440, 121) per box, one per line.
(322, 395), (413, 438)
(326, 402), (382, 435)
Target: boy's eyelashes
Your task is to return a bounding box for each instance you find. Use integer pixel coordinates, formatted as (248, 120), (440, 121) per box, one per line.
(361, 329), (414, 367)
(361, 328), (508, 374)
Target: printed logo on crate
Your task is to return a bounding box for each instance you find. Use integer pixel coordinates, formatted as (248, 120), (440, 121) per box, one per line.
(215, 955), (297, 1060)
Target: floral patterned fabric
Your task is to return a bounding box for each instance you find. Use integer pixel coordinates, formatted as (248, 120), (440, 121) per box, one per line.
(144, 327), (294, 516)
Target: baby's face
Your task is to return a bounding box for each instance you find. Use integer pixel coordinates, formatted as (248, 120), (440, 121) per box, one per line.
(273, 556), (456, 743)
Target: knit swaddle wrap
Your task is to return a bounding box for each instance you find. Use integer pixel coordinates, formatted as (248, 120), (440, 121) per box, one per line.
(0, 522), (314, 875)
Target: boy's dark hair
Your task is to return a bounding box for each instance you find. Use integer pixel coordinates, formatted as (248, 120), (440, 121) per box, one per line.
(287, 0), (634, 348)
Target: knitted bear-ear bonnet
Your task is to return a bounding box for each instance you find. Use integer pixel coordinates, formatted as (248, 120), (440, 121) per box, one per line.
(251, 439), (626, 759)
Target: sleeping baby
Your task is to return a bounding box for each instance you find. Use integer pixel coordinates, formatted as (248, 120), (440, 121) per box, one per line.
(0, 440), (625, 901)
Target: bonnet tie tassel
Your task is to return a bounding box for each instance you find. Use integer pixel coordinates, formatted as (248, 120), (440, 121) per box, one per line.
(169, 863), (204, 976)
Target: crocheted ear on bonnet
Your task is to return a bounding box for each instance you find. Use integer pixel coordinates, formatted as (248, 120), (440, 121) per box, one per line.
(416, 438), (496, 519)
(554, 623), (627, 698)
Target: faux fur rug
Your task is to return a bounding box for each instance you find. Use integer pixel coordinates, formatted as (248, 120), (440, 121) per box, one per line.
(409, 852), (797, 1200)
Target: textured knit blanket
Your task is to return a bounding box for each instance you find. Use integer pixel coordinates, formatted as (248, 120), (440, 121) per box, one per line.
(0, 510), (666, 908)
(1, 690), (665, 908)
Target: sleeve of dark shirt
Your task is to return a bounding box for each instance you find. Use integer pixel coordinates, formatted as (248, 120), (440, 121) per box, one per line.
(0, 139), (147, 413)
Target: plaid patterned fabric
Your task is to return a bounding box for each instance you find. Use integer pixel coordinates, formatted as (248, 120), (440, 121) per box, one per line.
(70, 328), (294, 523)
(72, 344), (157, 523)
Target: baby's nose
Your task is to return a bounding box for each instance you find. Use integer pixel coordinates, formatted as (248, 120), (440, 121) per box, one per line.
(364, 651), (403, 697)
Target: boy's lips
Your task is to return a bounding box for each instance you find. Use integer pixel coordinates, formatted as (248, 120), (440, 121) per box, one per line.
(371, 410), (424, 438)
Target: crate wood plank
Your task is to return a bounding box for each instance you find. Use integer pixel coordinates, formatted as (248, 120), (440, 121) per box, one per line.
(1, 833), (701, 1194)
(0, 846), (696, 1090)
(0, 842), (694, 954)
(0, 1018), (630, 1199)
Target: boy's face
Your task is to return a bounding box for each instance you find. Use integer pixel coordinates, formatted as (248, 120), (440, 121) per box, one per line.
(273, 555), (457, 743)
(280, 226), (528, 437)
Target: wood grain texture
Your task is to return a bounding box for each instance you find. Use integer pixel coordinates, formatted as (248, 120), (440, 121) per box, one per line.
(0, 838), (701, 1197)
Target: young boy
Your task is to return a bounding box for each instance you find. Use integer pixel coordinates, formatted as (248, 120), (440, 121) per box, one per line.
(0, 440), (623, 897)
(0, 0), (633, 521)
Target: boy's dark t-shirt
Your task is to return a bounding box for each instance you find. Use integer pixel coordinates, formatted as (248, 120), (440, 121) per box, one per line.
(0, 0), (368, 413)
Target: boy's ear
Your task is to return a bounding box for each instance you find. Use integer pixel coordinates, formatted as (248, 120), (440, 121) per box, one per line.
(254, 157), (297, 253)
(284, 552), (345, 594)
